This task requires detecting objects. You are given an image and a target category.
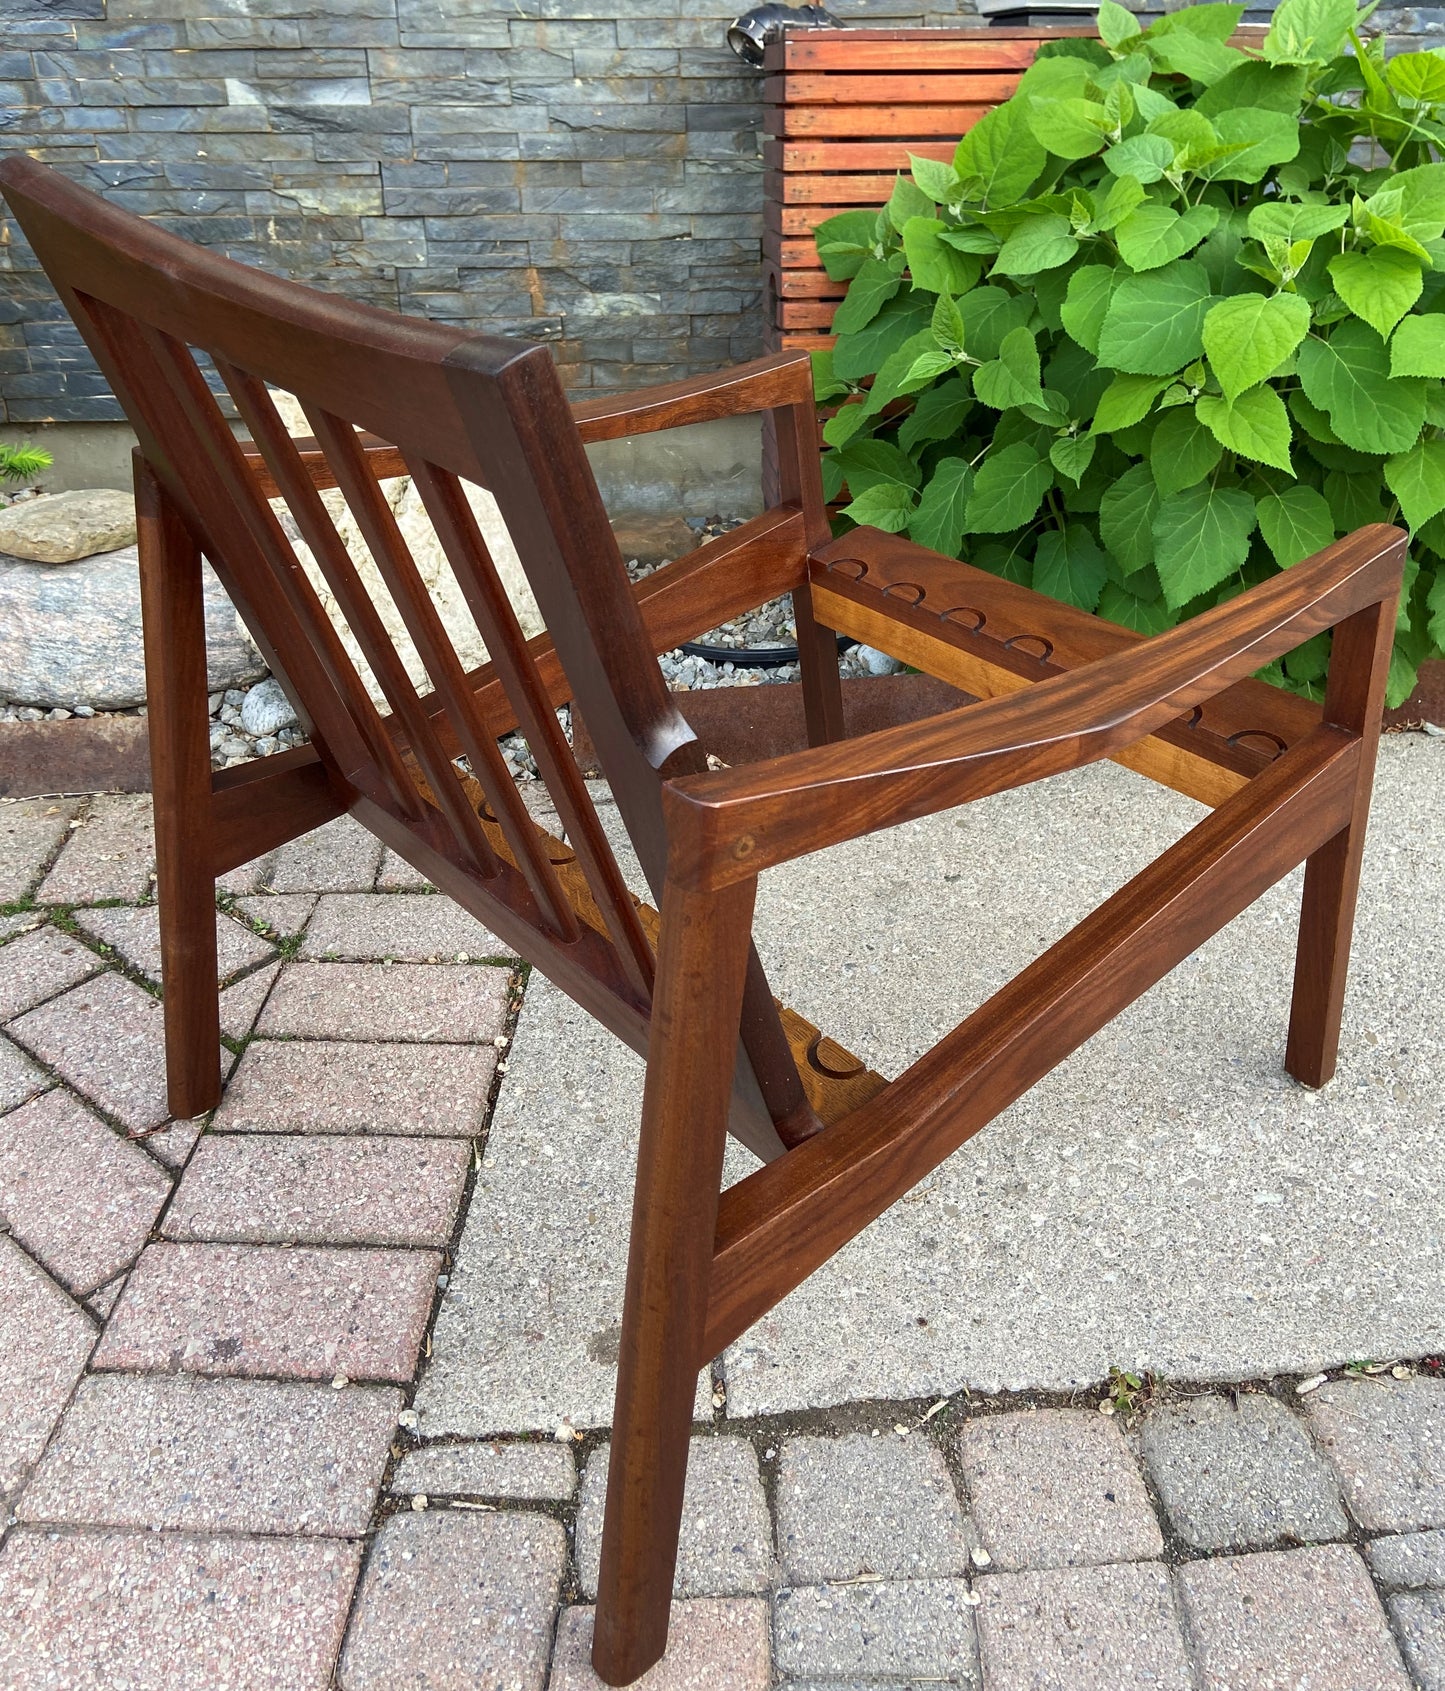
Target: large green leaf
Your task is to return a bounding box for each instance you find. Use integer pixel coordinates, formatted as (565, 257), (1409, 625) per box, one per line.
(831, 256), (904, 336)
(1026, 96), (1111, 160)
(1097, 259), (1213, 374)
(992, 213), (1081, 277)
(1092, 371), (1171, 433)
(862, 331), (949, 416)
(909, 153), (960, 206)
(1059, 264), (1116, 354)
(886, 175), (934, 235)
(1102, 134), (1176, 184)
(1296, 320), (1428, 454)
(1262, 0), (1359, 65)
(1099, 461), (1161, 574)
(1256, 485), (1337, 566)
(956, 101), (1048, 208)
(1147, 2), (1246, 41)
(1151, 407), (1224, 495)
(1033, 523), (1109, 611)
(1391, 164), (1445, 239)
(1328, 246), (1425, 340)
(1145, 29), (1242, 83)
(957, 286), (1034, 361)
(1245, 201), (1350, 244)
(902, 217), (980, 295)
(1099, 579), (1176, 634)
(909, 457), (975, 555)
(832, 291), (933, 382)
(1386, 50), (1445, 104)
(1199, 109), (1301, 183)
(843, 482), (917, 533)
(1385, 439), (1445, 530)
(1390, 315), (1445, 379)
(1195, 387), (1295, 472)
(833, 437), (922, 494)
(1098, 0), (1143, 50)
(1116, 204), (1219, 272)
(1195, 60), (1308, 117)
(1201, 291), (1312, 401)
(814, 209), (878, 281)
(898, 376), (974, 453)
(973, 325), (1045, 411)
(1050, 432), (1098, 483)
(1152, 483), (1257, 608)
(965, 442), (1054, 532)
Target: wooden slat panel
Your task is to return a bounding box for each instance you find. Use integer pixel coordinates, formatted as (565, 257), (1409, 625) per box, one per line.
(765, 71), (1025, 104)
(768, 202), (878, 236)
(766, 103), (994, 137)
(767, 170), (902, 205)
(767, 138), (955, 171)
(772, 269), (846, 299)
(775, 33), (1056, 70)
(779, 300), (839, 330)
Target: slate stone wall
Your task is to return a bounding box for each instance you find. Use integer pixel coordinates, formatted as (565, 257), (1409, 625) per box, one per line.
(2, 1), (1441, 425)
(0, 0), (982, 423)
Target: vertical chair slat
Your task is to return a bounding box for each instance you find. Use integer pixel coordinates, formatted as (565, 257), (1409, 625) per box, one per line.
(302, 403), (581, 939)
(69, 295), (378, 788)
(219, 361), (501, 879)
(407, 456), (657, 994)
(128, 318), (422, 813)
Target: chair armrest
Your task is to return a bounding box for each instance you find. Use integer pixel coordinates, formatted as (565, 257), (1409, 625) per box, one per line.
(571, 352), (815, 444)
(661, 524), (1406, 891)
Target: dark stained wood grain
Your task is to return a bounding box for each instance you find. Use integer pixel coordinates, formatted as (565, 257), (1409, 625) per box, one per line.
(0, 152), (1400, 1691)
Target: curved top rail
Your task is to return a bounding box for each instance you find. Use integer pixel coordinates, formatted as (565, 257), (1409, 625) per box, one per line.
(662, 523), (1406, 889)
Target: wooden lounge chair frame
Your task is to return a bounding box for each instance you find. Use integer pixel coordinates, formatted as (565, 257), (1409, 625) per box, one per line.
(0, 155), (1405, 1687)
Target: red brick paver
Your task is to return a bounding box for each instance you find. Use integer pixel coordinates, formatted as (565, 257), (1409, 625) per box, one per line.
(36, 793), (155, 904)
(0, 923), (104, 1022)
(1176, 1543), (1411, 1691)
(95, 1242), (441, 1382)
(549, 1600), (773, 1691)
(339, 1511), (567, 1691)
(258, 961), (511, 1042)
(0, 1528), (362, 1691)
(301, 891), (509, 961)
(166, 1134), (470, 1246)
(216, 1039), (497, 1135)
(75, 903), (275, 984)
(0, 1235), (96, 1495)
(0, 1088), (171, 1295)
(10, 969), (222, 1133)
(18, 1373), (401, 1535)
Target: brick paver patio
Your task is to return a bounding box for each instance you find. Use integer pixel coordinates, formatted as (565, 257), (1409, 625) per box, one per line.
(1, 745), (1443, 1689)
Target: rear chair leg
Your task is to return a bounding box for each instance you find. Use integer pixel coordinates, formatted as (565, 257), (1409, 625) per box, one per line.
(593, 876), (756, 1686)
(1285, 596), (1396, 1088)
(135, 457), (222, 1119)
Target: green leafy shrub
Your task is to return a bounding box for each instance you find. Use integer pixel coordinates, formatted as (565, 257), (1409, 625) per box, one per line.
(0, 443), (51, 484)
(812, 0), (1445, 704)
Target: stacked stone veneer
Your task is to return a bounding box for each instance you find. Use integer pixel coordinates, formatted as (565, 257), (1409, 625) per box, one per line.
(1, 0), (983, 423)
(3, 2), (1443, 424)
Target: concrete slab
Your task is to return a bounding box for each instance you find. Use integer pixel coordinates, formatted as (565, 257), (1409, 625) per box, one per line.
(412, 974), (713, 1435)
(421, 742), (1445, 1424)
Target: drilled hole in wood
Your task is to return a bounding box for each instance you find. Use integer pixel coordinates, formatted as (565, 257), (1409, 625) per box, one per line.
(883, 581), (926, 606)
(940, 605), (987, 633)
(826, 556), (868, 581)
(1228, 728), (1288, 759)
(1003, 633), (1054, 663)
(807, 1032), (866, 1080)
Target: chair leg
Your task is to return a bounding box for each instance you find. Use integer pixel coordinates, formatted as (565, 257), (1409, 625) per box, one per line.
(135, 457), (222, 1120)
(1285, 598), (1396, 1089)
(592, 876), (756, 1687)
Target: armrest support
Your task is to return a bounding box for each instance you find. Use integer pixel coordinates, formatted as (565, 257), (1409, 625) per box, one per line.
(571, 352), (815, 444)
(662, 525), (1406, 891)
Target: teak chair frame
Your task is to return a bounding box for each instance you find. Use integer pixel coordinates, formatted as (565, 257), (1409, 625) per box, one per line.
(0, 155), (1405, 1687)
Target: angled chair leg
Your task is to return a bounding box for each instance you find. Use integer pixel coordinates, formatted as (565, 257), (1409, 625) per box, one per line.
(592, 876), (756, 1687)
(135, 457), (222, 1120)
(1285, 597), (1396, 1089)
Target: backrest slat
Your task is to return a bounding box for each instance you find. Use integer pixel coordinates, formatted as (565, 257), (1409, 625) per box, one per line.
(407, 457), (656, 992)
(218, 360), (503, 880)
(304, 405), (582, 941)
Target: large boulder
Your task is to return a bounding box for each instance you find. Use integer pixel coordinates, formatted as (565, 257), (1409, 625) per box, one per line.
(0, 544), (266, 710)
(0, 489), (137, 563)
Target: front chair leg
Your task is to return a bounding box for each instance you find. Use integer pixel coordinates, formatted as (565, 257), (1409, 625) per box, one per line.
(135, 457), (222, 1119)
(1285, 596), (1396, 1088)
(593, 875), (757, 1686)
